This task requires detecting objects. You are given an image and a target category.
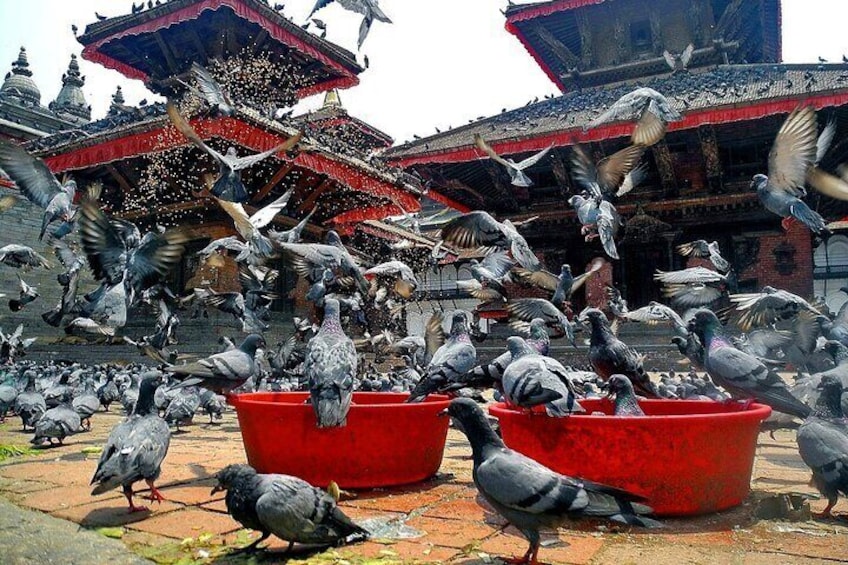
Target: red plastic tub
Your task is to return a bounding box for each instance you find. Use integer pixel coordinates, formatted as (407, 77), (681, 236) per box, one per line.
(229, 392), (451, 489)
(490, 399), (772, 516)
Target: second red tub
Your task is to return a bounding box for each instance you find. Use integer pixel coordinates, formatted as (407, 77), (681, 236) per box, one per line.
(490, 399), (772, 516)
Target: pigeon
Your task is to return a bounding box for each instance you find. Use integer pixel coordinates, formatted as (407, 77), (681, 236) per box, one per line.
(307, 0), (392, 49)
(514, 258), (604, 306)
(79, 199), (187, 306)
(582, 308), (659, 397)
(654, 267), (735, 309)
(441, 211), (541, 271)
(567, 194), (621, 260)
(463, 252), (514, 298)
(752, 106), (848, 234)
(501, 337), (583, 417)
(364, 260), (419, 299)
(408, 311), (476, 402)
(164, 388), (200, 432)
(0, 244), (50, 270)
(623, 301), (688, 336)
(278, 230), (370, 295)
(729, 286), (821, 331)
(167, 102), (301, 202)
(584, 87), (682, 146)
(796, 375), (848, 519)
(8, 274), (38, 311)
(212, 464), (368, 553)
(605, 375), (646, 416)
(31, 404), (81, 446)
(569, 144), (646, 200)
(474, 134), (551, 187)
(675, 240), (730, 272)
(73, 381), (101, 431)
(91, 372), (171, 513)
(14, 371), (45, 431)
(305, 298), (357, 428)
(214, 191), (294, 262)
(509, 298), (576, 345)
(447, 398), (661, 565)
(169, 334), (265, 394)
(688, 309), (811, 418)
(266, 208), (316, 245)
(182, 62), (234, 116)
(662, 44), (695, 72)
(0, 139), (78, 240)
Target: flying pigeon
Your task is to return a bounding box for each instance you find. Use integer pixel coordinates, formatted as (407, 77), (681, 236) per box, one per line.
(514, 258), (604, 306)
(182, 62), (234, 116)
(567, 195), (621, 260)
(582, 308), (659, 397)
(0, 244), (50, 270)
(508, 298), (576, 345)
(305, 298), (357, 428)
(796, 375), (848, 519)
(8, 274), (38, 312)
(474, 134), (552, 187)
(675, 240), (730, 272)
(307, 0), (392, 49)
(442, 210), (541, 271)
(753, 106), (848, 234)
(278, 230), (370, 295)
(584, 87), (682, 146)
(446, 398), (661, 565)
(729, 286), (821, 331)
(688, 309), (811, 418)
(212, 464), (368, 553)
(91, 372), (171, 513)
(169, 334), (265, 394)
(0, 139), (78, 240)
(662, 43), (695, 72)
(501, 337), (583, 417)
(167, 102), (301, 202)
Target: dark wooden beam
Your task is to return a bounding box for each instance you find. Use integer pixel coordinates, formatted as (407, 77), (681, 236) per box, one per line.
(153, 31), (180, 75)
(188, 28), (209, 61)
(296, 178), (334, 215)
(251, 29), (270, 55)
(251, 162), (295, 204)
(105, 164), (134, 195)
(532, 24), (580, 69)
(483, 162), (519, 211)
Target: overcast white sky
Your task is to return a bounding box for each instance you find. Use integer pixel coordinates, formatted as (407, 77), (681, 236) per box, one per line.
(0, 0), (845, 144)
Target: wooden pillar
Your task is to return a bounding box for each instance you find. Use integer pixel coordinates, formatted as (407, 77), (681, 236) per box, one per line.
(698, 125), (723, 193)
(651, 141), (677, 197)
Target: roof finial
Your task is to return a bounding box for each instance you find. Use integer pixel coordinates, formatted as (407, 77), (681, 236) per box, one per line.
(323, 89), (342, 109)
(1, 46), (41, 105)
(49, 54), (90, 123)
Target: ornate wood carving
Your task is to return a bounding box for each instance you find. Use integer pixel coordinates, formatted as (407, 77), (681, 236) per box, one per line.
(649, 11), (662, 56)
(532, 24), (581, 70)
(651, 140), (676, 195)
(613, 15), (628, 64)
(550, 150), (573, 198)
(575, 11), (593, 66)
(698, 125), (723, 193)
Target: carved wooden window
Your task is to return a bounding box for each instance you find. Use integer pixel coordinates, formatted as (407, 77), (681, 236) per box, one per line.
(630, 20), (653, 55)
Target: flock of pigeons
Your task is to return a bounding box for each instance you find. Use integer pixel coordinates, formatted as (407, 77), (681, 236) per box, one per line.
(1, 20), (848, 563)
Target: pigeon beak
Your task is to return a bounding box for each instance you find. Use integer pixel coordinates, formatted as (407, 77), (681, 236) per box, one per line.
(210, 484), (224, 495)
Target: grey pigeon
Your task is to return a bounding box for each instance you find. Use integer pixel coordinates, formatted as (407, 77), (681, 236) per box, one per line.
(501, 337), (583, 417)
(474, 134), (551, 187)
(514, 258), (603, 306)
(441, 211), (541, 271)
(447, 398), (661, 565)
(91, 372), (171, 513)
(676, 240), (730, 273)
(688, 309), (811, 418)
(729, 286), (820, 331)
(507, 298), (576, 345)
(164, 388), (201, 432)
(169, 334), (265, 394)
(9, 274), (39, 311)
(0, 244), (50, 270)
(306, 298), (357, 428)
(583, 308), (659, 398)
(184, 62), (234, 116)
(167, 102), (301, 202)
(278, 230), (370, 295)
(567, 193), (621, 260)
(605, 375), (646, 416)
(584, 87), (681, 146)
(212, 464), (368, 553)
(0, 138), (77, 240)
(407, 311), (476, 402)
(307, 0), (391, 49)
(796, 375), (848, 519)
(752, 106), (848, 234)
(72, 380), (100, 430)
(15, 371), (45, 431)
(31, 404), (81, 446)
(654, 267), (734, 309)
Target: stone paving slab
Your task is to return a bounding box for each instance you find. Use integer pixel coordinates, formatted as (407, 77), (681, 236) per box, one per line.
(2, 406), (848, 564)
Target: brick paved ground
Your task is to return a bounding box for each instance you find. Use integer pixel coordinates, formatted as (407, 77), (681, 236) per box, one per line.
(1, 406), (847, 564)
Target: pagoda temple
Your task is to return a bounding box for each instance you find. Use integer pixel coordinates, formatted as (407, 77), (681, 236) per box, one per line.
(385, 0), (848, 312)
(0, 0), (426, 355)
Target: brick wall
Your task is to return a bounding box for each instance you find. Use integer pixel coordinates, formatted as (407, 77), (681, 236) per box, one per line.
(739, 221), (814, 297)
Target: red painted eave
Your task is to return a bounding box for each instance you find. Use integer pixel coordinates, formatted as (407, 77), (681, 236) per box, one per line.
(41, 116), (419, 213)
(390, 91), (848, 168)
(505, 0), (605, 23)
(79, 0), (360, 99)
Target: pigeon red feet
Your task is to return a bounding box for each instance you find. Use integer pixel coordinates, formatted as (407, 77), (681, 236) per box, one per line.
(502, 547), (539, 565)
(781, 216), (796, 231)
(124, 489), (148, 513)
(144, 480), (165, 503)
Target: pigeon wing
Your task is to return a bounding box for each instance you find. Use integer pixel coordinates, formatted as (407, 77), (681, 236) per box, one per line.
(79, 202), (128, 284)
(0, 139), (62, 209)
(166, 102), (228, 163)
(768, 105), (818, 193)
(249, 188), (294, 229)
(127, 230), (188, 293)
(515, 145), (553, 170)
(513, 268), (559, 292)
(190, 62), (232, 113)
(441, 211), (509, 250)
(231, 132), (302, 171)
(474, 134), (515, 170)
(597, 145), (645, 192)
